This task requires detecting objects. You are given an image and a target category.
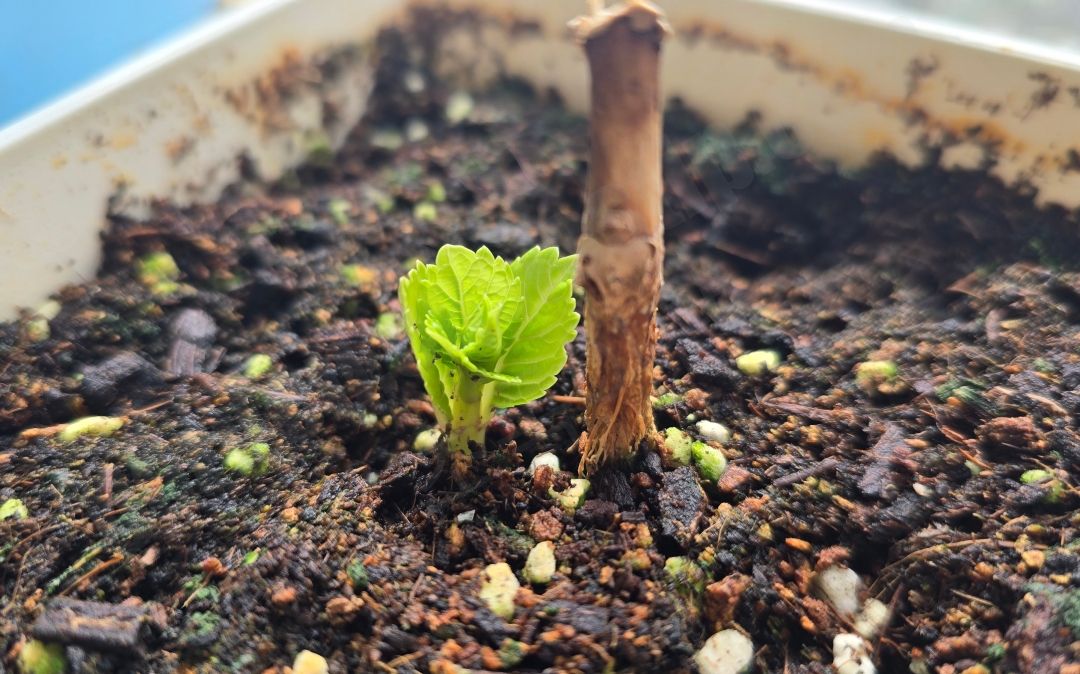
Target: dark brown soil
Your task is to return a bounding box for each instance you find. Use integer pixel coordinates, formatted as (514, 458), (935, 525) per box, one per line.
(5, 22), (1080, 674)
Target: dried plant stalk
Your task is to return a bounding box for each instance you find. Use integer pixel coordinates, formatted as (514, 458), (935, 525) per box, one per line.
(572, 1), (668, 475)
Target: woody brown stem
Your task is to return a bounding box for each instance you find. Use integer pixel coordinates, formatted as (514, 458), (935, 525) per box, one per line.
(571, 1), (668, 475)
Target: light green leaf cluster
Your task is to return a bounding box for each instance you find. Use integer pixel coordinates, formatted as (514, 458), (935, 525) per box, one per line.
(0, 498), (28, 521)
(17, 640), (66, 674)
(399, 246), (578, 455)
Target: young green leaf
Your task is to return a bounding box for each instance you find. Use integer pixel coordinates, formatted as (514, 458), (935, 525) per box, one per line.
(494, 247), (579, 407)
(399, 245), (578, 474)
(399, 262), (450, 420)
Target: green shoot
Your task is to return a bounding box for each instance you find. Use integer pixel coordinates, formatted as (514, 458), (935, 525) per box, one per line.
(399, 245), (578, 476)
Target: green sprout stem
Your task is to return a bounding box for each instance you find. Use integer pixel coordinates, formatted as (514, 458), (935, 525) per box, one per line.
(446, 374), (489, 457)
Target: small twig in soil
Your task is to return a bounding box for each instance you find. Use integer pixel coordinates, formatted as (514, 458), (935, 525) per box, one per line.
(564, 432), (585, 457)
(7, 524), (63, 558)
(16, 423), (66, 443)
(103, 463), (114, 503)
(772, 458), (840, 487)
(1028, 393), (1068, 416)
(1, 544), (34, 615)
(759, 400), (859, 426)
(955, 442), (991, 471)
(873, 583), (904, 661)
(871, 539), (992, 596)
(551, 395), (586, 405)
(56, 552), (125, 598)
(140, 546), (159, 567)
(589, 642), (615, 670)
(117, 226), (168, 239)
(951, 588), (994, 606)
(129, 398), (172, 414)
(385, 652), (425, 669)
(264, 390), (306, 402)
(408, 573), (426, 602)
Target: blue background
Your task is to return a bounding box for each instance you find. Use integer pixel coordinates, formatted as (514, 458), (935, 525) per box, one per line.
(0, 0), (217, 126)
(1, 1), (1077, 129)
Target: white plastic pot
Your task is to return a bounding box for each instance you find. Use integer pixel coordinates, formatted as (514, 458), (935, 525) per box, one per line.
(2, 0), (1080, 319)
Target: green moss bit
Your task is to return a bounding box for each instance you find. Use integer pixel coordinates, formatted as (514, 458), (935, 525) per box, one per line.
(1034, 358), (1056, 374)
(23, 301), (62, 343)
(375, 312), (403, 339)
(191, 585), (221, 603)
(413, 201), (437, 222)
(1021, 469), (1052, 484)
(1061, 591), (1080, 639)
(327, 198), (352, 225)
(24, 316), (50, 343)
(340, 264), (378, 288)
(1021, 469), (1066, 504)
(223, 449), (254, 476)
(413, 428), (442, 453)
(224, 443), (270, 476)
(548, 479), (590, 514)
(152, 281), (182, 296)
(856, 360), (906, 396)
(498, 640), (526, 669)
(665, 556), (706, 595)
(370, 129), (404, 151)
(305, 130), (334, 167)
(366, 186), (395, 213)
(125, 454), (151, 478)
(949, 386), (993, 415)
(661, 427), (692, 467)
(188, 611), (222, 637)
(446, 91), (474, 125)
(242, 549), (260, 565)
(0, 498), (29, 521)
(17, 640), (66, 674)
(136, 252), (182, 295)
(856, 360), (898, 381)
(692, 441), (728, 483)
(59, 416), (124, 443)
(136, 251), (181, 285)
(427, 181), (447, 203)
(652, 392), (683, 409)
(347, 559), (369, 591)
(735, 350), (781, 376)
(243, 354), (273, 378)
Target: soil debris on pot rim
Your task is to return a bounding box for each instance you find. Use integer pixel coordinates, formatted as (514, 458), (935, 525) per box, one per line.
(5, 14), (1080, 674)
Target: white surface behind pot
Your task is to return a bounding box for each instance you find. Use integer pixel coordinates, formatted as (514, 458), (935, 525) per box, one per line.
(2, 0), (1080, 319)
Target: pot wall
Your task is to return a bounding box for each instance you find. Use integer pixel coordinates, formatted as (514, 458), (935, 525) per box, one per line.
(2, 0), (1080, 319)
